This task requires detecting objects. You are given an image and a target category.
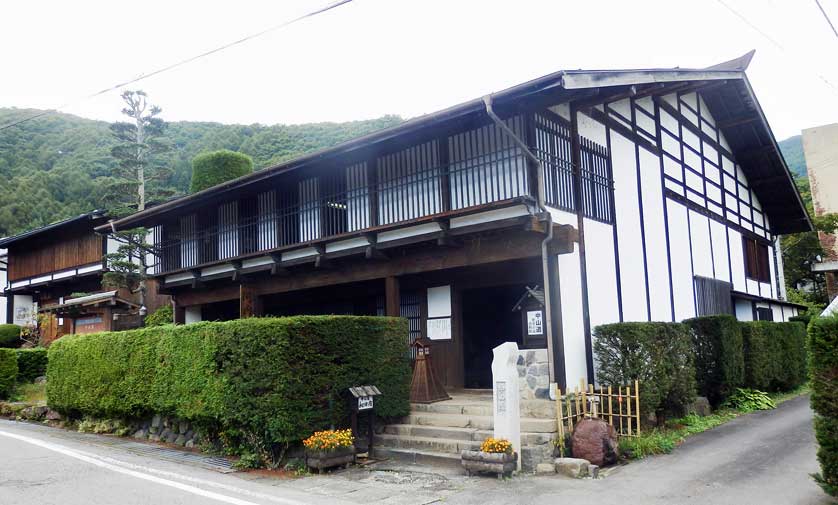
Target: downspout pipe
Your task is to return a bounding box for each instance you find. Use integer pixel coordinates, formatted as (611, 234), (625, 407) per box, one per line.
(482, 95), (563, 387)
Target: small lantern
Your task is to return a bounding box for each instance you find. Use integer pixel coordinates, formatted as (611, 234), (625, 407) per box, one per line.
(409, 337), (450, 404)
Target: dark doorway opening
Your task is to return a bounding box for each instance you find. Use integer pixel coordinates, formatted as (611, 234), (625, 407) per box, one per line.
(201, 299), (239, 322)
(462, 285), (526, 389)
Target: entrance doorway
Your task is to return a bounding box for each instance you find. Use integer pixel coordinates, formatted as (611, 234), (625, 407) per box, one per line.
(462, 285), (526, 389)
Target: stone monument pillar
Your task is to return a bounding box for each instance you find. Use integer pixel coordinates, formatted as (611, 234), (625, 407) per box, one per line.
(492, 342), (522, 471)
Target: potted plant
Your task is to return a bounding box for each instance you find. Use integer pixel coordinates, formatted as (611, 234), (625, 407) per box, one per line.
(461, 437), (517, 478)
(303, 429), (355, 472)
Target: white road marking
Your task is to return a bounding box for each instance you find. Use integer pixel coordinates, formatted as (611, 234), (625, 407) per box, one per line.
(0, 429), (314, 505)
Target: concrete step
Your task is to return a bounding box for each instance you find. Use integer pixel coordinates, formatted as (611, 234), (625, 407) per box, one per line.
(373, 433), (481, 454)
(404, 413), (557, 433)
(371, 446), (463, 469)
(383, 424), (480, 441)
(474, 429), (555, 446)
(410, 402), (493, 416)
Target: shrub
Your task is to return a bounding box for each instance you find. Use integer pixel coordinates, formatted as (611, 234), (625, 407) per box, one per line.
(47, 316), (410, 457)
(809, 315), (838, 497)
(740, 321), (807, 392)
(144, 305), (173, 327)
(190, 150), (253, 193)
(685, 315), (744, 406)
(0, 349), (18, 399)
(594, 322), (696, 422)
(722, 388), (776, 412)
(0, 324), (21, 348)
(16, 348), (47, 382)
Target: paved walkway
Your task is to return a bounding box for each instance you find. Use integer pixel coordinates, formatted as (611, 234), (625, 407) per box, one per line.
(0, 395), (832, 505)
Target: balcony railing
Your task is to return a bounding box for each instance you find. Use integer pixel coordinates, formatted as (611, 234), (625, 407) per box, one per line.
(153, 115), (612, 276)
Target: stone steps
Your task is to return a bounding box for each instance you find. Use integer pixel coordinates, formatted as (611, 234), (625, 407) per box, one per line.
(383, 424), (554, 446)
(371, 447), (463, 469)
(410, 398), (557, 418)
(404, 412), (556, 433)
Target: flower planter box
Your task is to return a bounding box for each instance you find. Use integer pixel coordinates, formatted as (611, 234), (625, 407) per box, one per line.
(461, 450), (517, 478)
(306, 445), (355, 472)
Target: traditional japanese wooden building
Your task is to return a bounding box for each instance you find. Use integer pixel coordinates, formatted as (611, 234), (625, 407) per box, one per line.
(0, 211), (164, 343)
(100, 52), (809, 394)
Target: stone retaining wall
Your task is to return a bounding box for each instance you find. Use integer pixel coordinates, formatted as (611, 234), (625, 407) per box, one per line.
(516, 349), (550, 400)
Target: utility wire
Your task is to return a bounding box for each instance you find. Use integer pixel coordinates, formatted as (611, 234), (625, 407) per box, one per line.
(0, 0), (353, 132)
(715, 0), (838, 94)
(814, 0), (838, 40)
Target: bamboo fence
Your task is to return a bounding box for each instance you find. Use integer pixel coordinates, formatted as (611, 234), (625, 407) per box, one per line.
(554, 380), (641, 457)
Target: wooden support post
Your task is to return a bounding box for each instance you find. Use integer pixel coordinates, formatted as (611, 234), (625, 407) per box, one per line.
(240, 284), (262, 319)
(384, 276), (400, 317)
(438, 135), (451, 212)
(173, 299), (185, 324)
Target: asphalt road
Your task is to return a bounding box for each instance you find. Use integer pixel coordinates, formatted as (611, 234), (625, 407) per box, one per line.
(0, 394), (832, 505)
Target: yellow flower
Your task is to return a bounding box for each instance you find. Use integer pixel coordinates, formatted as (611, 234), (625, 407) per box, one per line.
(480, 437), (512, 454)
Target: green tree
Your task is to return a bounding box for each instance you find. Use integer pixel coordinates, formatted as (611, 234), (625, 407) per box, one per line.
(190, 150), (253, 193)
(106, 90), (172, 213)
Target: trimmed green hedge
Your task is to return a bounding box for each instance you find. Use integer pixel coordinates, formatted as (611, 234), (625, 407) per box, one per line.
(740, 321), (807, 392)
(594, 322), (696, 422)
(144, 305), (173, 327)
(0, 349), (17, 399)
(190, 150), (253, 193)
(47, 316), (410, 448)
(0, 324), (21, 348)
(684, 315), (744, 406)
(16, 348), (48, 382)
(809, 315), (838, 497)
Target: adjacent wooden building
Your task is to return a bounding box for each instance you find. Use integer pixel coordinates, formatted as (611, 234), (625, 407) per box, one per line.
(0, 211), (153, 343)
(100, 52), (810, 389)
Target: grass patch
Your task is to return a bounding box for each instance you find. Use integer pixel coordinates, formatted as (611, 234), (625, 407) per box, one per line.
(11, 382), (46, 404)
(619, 412), (737, 459)
(770, 383), (809, 404)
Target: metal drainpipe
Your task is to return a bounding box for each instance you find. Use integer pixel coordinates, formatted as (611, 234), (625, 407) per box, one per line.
(482, 95), (560, 386)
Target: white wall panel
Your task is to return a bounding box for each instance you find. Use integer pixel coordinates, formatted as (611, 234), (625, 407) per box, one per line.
(688, 210), (714, 278)
(611, 132), (648, 321)
(709, 220), (730, 283)
(734, 298), (753, 321)
(584, 219), (620, 329)
(771, 304), (784, 322)
(728, 242), (748, 287)
(666, 199), (695, 321)
(639, 149), (672, 321)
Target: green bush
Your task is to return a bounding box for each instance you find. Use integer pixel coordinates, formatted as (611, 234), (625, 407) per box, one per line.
(47, 316), (410, 455)
(741, 321), (807, 392)
(16, 348), (47, 382)
(0, 324), (21, 348)
(722, 388), (775, 412)
(190, 150), (253, 193)
(684, 315), (744, 406)
(594, 322), (696, 422)
(809, 315), (838, 497)
(0, 349), (18, 399)
(144, 305), (173, 327)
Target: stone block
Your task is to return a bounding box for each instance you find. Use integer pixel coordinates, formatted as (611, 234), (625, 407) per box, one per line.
(174, 435), (187, 446)
(185, 440), (194, 449)
(588, 464), (599, 479)
(160, 428), (171, 440)
(555, 457), (590, 478)
(166, 431), (179, 444)
(688, 396), (712, 417)
(151, 415), (161, 428)
(132, 429), (148, 439)
(534, 387), (550, 400)
(179, 421), (189, 434)
(45, 409), (62, 421)
(535, 463), (555, 474)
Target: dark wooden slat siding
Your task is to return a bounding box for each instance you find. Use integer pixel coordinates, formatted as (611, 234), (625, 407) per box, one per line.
(694, 276), (733, 316)
(8, 233), (103, 281)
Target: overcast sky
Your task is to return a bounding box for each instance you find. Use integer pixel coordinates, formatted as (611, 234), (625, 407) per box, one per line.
(2, 0), (837, 140)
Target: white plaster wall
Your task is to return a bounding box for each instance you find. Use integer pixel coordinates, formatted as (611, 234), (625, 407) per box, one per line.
(639, 148), (672, 321)
(688, 210), (713, 279)
(584, 218), (620, 329)
(709, 220), (730, 283)
(666, 199), (696, 321)
(185, 306), (202, 324)
(728, 228), (746, 292)
(611, 132), (648, 321)
(734, 298), (753, 321)
(548, 208), (588, 386)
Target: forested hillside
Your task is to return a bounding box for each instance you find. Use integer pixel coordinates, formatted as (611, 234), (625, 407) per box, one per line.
(0, 108), (403, 236)
(0, 106), (810, 241)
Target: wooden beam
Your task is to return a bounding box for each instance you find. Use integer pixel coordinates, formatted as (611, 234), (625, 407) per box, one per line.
(717, 113), (760, 129)
(385, 276), (400, 317)
(239, 284), (262, 318)
(585, 107), (660, 156)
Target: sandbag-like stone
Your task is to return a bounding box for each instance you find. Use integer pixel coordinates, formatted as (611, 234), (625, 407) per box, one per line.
(555, 457), (590, 478)
(570, 418), (618, 467)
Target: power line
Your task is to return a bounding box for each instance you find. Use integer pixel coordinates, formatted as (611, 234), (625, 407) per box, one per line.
(0, 0), (354, 132)
(814, 0), (838, 40)
(715, 0), (838, 94)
